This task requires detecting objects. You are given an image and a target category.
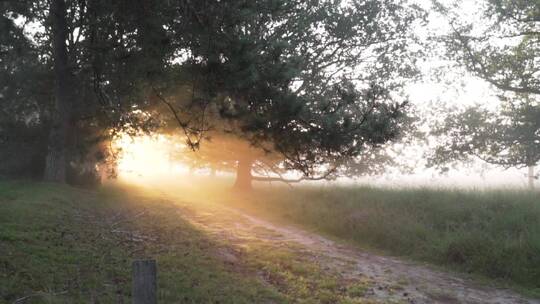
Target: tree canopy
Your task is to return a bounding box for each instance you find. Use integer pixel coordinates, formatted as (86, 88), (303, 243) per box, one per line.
(1, 0), (429, 189)
(428, 0), (539, 188)
(1, 0), (171, 183)
(428, 99), (539, 187)
(435, 0), (539, 96)
(153, 0), (423, 189)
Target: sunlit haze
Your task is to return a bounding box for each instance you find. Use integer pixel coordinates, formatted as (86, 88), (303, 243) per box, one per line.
(114, 134), (188, 178)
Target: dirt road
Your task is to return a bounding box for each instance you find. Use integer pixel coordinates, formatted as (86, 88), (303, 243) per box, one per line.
(163, 191), (538, 304)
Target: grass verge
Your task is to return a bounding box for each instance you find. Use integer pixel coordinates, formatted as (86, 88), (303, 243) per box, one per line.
(0, 180), (391, 304)
(223, 184), (540, 296)
(0, 181), (283, 303)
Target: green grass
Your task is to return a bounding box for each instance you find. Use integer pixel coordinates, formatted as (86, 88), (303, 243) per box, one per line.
(0, 180), (388, 304)
(0, 181), (283, 303)
(224, 184), (540, 296)
(3, 179), (539, 302)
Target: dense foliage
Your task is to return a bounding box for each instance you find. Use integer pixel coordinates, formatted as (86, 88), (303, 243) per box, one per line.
(429, 0), (539, 187)
(156, 0), (423, 188)
(1, 0), (423, 188)
(429, 100), (540, 172)
(436, 0), (539, 96)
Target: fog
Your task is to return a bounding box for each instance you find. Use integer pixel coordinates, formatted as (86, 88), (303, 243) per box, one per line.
(114, 134), (531, 190)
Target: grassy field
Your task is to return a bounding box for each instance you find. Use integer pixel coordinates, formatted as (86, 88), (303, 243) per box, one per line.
(0, 181), (286, 303)
(222, 183), (540, 296)
(0, 180), (389, 304)
(2, 179), (539, 302)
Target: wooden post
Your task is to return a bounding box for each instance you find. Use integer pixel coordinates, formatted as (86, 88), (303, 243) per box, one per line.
(528, 165), (535, 190)
(132, 259), (157, 304)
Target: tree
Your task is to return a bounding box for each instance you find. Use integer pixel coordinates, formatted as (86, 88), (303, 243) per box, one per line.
(428, 1), (540, 189)
(434, 0), (539, 96)
(1, 0), (172, 184)
(3, 0), (422, 189)
(0, 11), (53, 178)
(168, 118), (417, 189)
(42, 0), (74, 182)
(428, 99), (540, 189)
(156, 0), (423, 190)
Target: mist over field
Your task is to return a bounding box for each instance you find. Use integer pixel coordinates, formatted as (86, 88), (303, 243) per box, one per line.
(113, 134), (531, 190)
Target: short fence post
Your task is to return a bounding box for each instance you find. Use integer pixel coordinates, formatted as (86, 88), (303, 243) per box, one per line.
(132, 259), (157, 304)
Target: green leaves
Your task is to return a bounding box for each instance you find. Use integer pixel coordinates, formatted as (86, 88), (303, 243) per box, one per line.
(439, 0), (540, 95)
(167, 0), (421, 179)
(428, 99), (540, 171)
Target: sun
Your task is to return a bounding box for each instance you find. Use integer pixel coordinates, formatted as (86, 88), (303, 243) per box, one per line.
(113, 133), (189, 179)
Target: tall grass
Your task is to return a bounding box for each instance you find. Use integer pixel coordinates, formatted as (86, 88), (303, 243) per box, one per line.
(228, 185), (540, 293)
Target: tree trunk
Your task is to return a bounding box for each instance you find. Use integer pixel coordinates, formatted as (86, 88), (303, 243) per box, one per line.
(233, 158), (253, 191)
(528, 165), (535, 190)
(44, 0), (73, 183)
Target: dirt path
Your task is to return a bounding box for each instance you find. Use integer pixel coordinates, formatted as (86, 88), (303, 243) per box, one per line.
(170, 197), (538, 304)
